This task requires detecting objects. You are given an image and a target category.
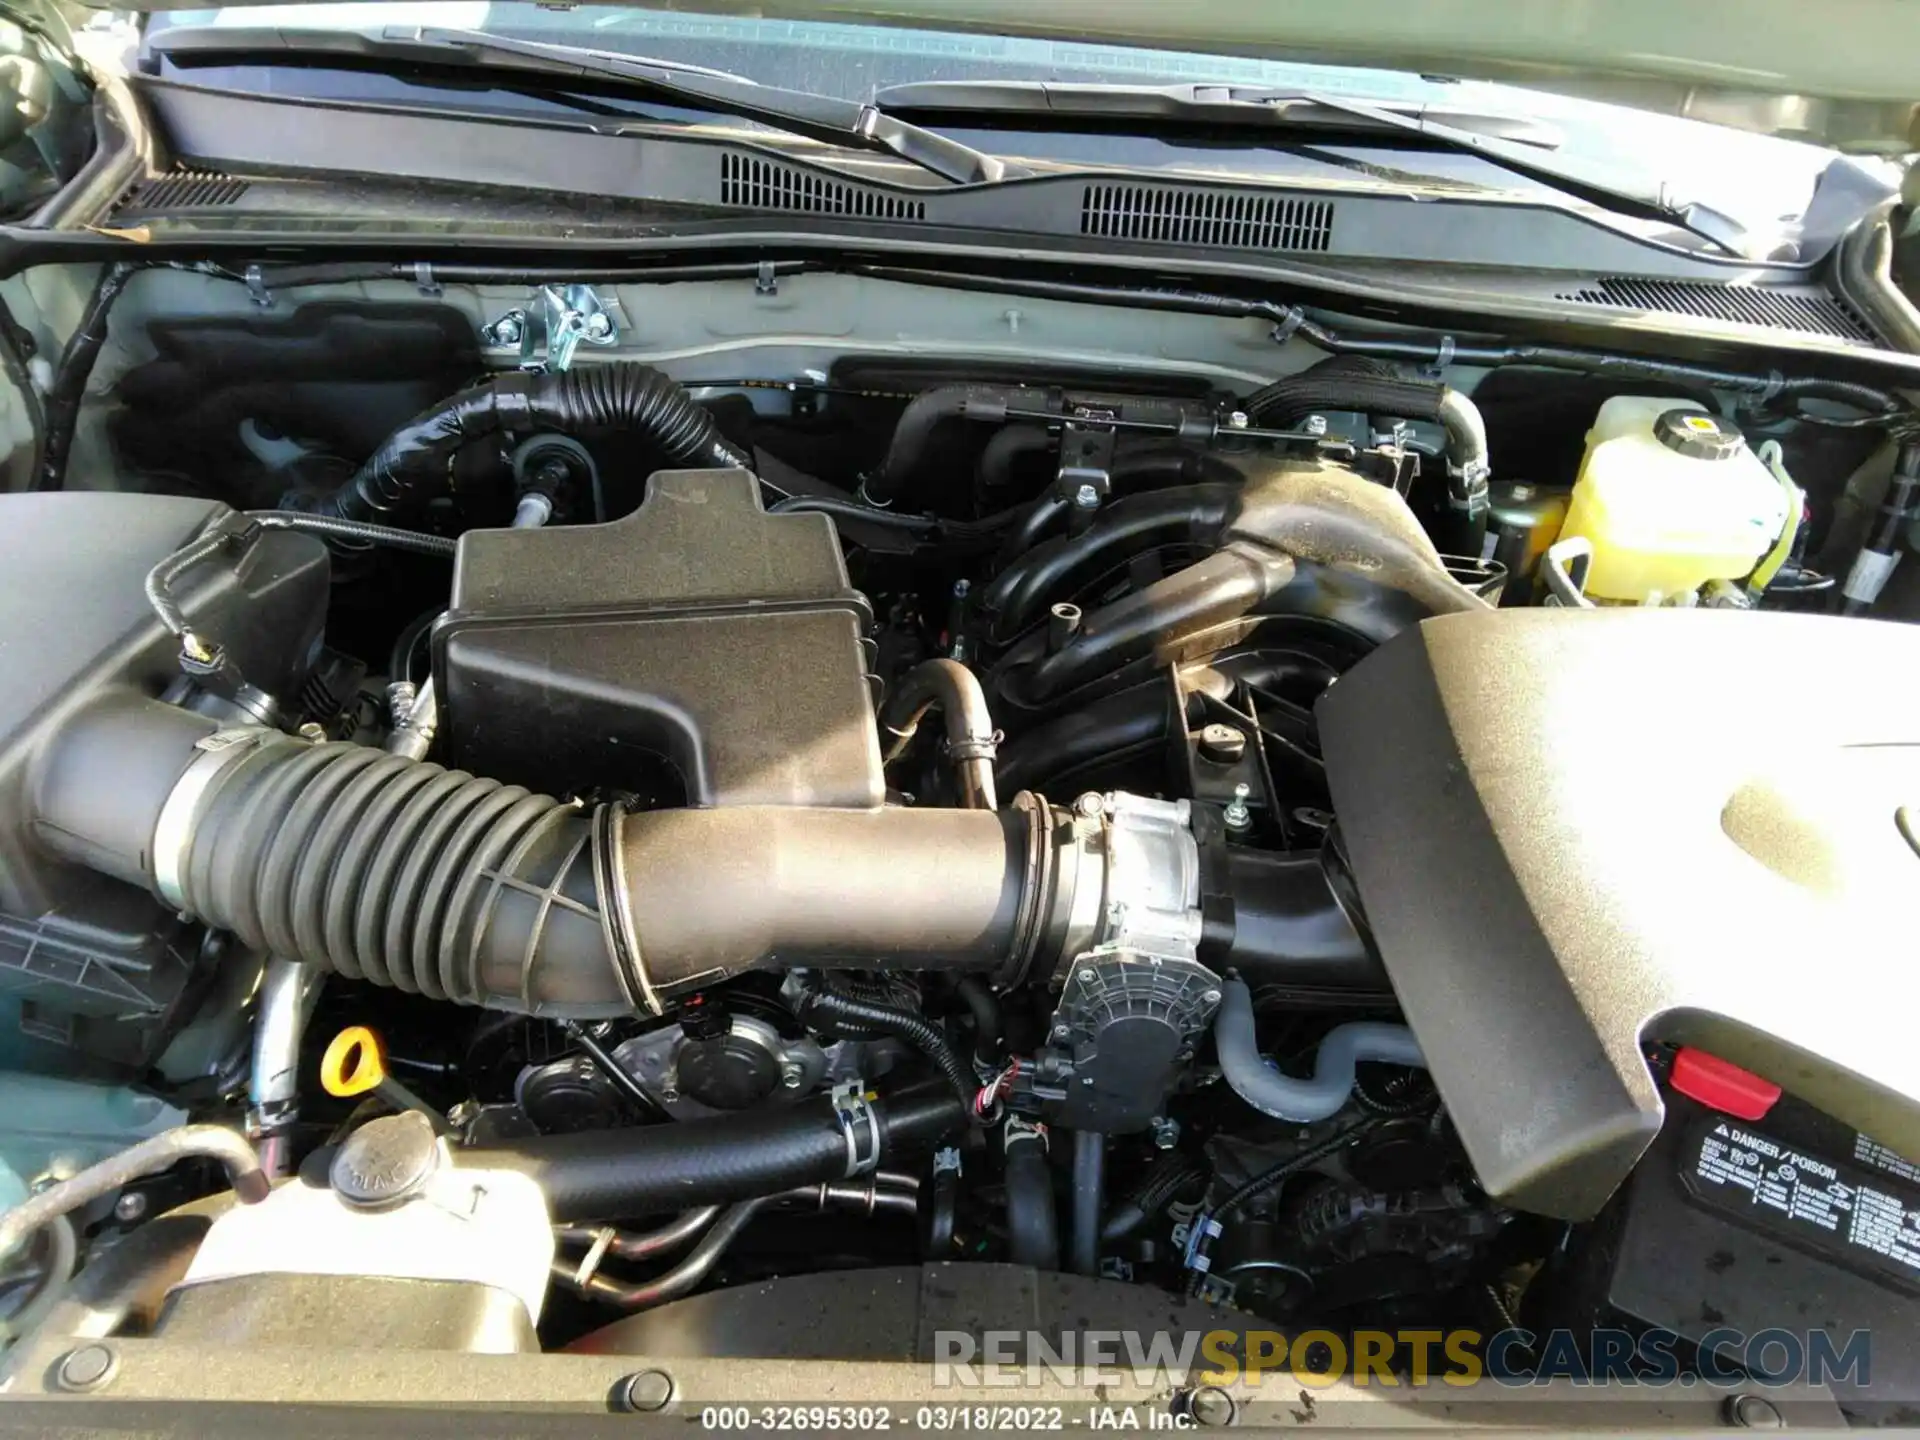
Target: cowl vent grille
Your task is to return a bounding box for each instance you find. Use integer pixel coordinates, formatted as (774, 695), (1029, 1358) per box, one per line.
(120, 168), (250, 211)
(1081, 184), (1334, 252)
(1556, 276), (1877, 342)
(718, 152), (925, 220)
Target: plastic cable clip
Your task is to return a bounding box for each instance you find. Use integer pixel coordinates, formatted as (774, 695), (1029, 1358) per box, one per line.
(1182, 1213), (1223, 1272)
(1844, 547), (1901, 605)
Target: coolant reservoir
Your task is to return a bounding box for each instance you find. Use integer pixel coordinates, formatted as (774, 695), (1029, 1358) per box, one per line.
(171, 1113), (553, 1351)
(1560, 397), (1791, 603)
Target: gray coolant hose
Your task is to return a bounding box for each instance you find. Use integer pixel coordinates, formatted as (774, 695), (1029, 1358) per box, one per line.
(1214, 978), (1425, 1122)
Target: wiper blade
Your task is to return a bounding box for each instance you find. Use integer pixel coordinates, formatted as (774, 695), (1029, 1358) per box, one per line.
(878, 80), (1567, 149)
(874, 80), (1746, 252)
(148, 25), (1020, 186)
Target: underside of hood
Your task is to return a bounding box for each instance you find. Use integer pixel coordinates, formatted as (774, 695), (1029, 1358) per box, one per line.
(79, 0), (1920, 154)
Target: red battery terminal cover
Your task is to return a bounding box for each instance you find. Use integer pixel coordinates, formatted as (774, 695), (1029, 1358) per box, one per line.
(1670, 1047), (1782, 1120)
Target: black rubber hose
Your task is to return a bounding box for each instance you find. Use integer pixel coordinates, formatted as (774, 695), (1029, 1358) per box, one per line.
(1244, 357), (1491, 538)
(388, 605), (440, 683)
(798, 988), (977, 1105)
(310, 362), (752, 522)
(878, 657), (1000, 811)
(1102, 1154), (1205, 1244)
(1005, 1128), (1061, 1269)
(1869, 442), (1920, 553)
(863, 384), (1054, 505)
(950, 974), (1005, 1066)
(978, 423), (1054, 491)
(36, 260), (138, 492)
(1069, 1129), (1106, 1277)
(769, 495), (941, 531)
(1244, 357), (1436, 428)
(474, 1083), (968, 1222)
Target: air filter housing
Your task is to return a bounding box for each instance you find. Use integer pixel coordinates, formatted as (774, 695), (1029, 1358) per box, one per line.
(437, 469), (884, 809)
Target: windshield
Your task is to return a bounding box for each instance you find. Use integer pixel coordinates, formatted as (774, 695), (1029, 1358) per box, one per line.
(143, 1), (1878, 245)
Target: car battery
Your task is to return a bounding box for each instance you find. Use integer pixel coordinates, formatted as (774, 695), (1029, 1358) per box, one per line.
(1556, 1049), (1920, 1416)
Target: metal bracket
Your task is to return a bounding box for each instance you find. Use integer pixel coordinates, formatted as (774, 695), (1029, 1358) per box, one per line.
(830, 1081), (881, 1178)
(1057, 408), (1118, 513)
(1541, 535), (1597, 609)
(480, 284), (621, 372)
(243, 265), (273, 309)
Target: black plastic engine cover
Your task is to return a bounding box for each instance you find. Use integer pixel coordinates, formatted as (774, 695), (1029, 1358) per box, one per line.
(437, 468), (884, 808)
(1317, 609), (1920, 1221)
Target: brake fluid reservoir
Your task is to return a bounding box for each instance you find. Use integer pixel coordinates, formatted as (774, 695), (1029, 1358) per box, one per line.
(1560, 397), (1790, 602)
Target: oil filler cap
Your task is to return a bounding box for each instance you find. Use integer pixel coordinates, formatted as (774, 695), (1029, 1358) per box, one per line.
(1654, 408), (1747, 461)
(330, 1111), (441, 1209)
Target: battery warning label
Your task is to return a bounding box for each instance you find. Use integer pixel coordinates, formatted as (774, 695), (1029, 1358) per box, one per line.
(1854, 1133), (1920, 1186)
(1688, 1122), (1920, 1283)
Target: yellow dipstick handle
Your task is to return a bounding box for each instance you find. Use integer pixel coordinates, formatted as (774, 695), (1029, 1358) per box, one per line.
(321, 1025), (386, 1098)
(320, 1025), (456, 1135)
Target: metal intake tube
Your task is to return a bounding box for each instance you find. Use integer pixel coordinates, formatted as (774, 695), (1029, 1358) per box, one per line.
(877, 658), (1000, 810)
(247, 956), (325, 1177)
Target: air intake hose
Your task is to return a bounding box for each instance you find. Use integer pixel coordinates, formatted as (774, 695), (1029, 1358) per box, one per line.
(307, 362), (752, 522)
(28, 696), (1059, 1017)
(29, 700), (1381, 1031)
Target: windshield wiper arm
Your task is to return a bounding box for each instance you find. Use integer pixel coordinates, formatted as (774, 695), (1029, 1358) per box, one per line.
(148, 25), (1021, 186)
(873, 80), (1746, 252)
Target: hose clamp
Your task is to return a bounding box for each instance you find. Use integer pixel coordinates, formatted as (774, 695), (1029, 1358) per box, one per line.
(830, 1082), (881, 1178)
(152, 728), (272, 910)
(596, 805), (662, 1017)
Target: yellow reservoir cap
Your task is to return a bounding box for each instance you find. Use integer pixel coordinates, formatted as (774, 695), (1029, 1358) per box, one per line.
(321, 1025), (388, 1098)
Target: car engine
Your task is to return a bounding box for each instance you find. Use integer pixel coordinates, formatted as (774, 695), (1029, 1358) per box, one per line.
(0, 264), (1915, 1417)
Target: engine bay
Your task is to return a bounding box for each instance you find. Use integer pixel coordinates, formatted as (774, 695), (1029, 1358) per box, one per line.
(0, 260), (1915, 1419)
